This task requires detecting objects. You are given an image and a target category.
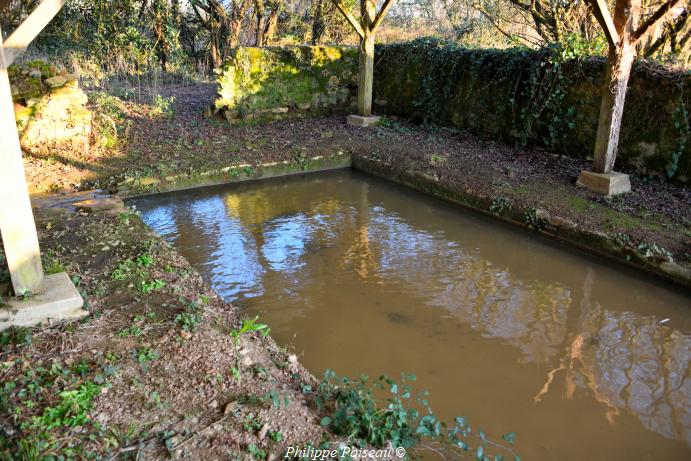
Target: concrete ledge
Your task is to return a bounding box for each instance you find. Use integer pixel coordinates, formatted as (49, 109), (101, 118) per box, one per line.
(353, 155), (691, 288)
(576, 170), (631, 195)
(118, 153), (352, 197)
(347, 115), (381, 127)
(0, 272), (87, 330)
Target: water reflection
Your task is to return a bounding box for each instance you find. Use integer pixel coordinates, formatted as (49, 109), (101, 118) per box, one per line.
(133, 170), (691, 458)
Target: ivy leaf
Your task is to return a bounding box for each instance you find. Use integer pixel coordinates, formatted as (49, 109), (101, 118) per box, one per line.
(502, 432), (516, 445)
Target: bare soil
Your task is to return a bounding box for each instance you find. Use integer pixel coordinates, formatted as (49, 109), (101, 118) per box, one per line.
(0, 206), (322, 460)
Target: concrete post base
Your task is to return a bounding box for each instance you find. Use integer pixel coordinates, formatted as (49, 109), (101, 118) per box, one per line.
(347, 114), (381, 127)
(576, 170), (631, 195)
(0, 272), (87, 330)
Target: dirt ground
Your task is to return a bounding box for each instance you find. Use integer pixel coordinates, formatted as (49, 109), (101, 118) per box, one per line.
(1, 205), (323, 460)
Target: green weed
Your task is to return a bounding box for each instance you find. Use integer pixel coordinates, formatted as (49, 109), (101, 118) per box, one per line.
(229, 316), (270, 345)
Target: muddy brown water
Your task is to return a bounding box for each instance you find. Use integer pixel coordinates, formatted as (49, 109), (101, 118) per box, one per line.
(131, 169), (691, 460)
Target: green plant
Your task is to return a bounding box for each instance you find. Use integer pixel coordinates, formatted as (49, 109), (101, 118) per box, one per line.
(112, 252), (156, 281)
(138, 279), (166, 293)
(524, 207), (541, 229)
(28, 381), (102, 431)
(315, 370), (518, 459)
(175, 299), (203, 332)
(136, 347), (158, 366)
(151, 94), (175, 117)
(637, 242), (673, 262)
(247, 443), (267, 460)
(613, 232), (632, 248)
(118, 325), (143, 338)
(42, 249), (65, 275)
(429, 153), (446, 166)
(268, 430), (283, 442)
(0, 326), (33, 350)
(489, 196), (510, 215)
(229, 316), (270, 344)
(147, 391), (163, 409)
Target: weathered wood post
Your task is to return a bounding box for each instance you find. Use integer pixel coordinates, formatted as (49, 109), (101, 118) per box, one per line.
(332, 0), (394, 127)
(578, 0), (684, 195)
(0, 26), (44, 294)
(0, 0), (86, 329)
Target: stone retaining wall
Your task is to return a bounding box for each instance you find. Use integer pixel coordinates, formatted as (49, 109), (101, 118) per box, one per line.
(213, 46), (358, 123)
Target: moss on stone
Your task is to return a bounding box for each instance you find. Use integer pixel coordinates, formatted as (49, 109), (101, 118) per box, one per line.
(214, 46), (358, 119)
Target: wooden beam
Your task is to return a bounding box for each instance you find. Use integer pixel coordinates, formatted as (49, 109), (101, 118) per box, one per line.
(332, 0), (365, 39)
(0, 29), (44, 294)
(588, 0), (620, 48)
(371, 0), (395, 33)
(2, 0), (65, 66)
(632, 0), (683, 45)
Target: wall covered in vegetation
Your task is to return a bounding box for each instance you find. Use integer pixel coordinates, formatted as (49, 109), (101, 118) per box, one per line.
(214, 46), (358, 123)
(373, 41), (690, 181)
(10, 61), (91, 157)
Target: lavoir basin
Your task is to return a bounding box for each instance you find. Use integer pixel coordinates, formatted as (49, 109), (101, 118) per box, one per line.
(132, 169), (691, 460)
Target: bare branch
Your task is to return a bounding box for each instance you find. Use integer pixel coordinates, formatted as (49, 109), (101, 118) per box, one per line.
(632, 0), (683, 45)
(330, 0), (365, 39)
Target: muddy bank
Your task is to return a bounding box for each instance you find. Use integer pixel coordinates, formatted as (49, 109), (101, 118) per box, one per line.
(0, 205), (323, 459)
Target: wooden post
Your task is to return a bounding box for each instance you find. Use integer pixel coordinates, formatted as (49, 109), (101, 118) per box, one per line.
(0, 29), (44, 294)
(592, 0), (639, 174)
(0, 0), (66, 293)
(358, 0), (376, 116)
(579, 0), (683, 193)
(332, 0), (394, 120)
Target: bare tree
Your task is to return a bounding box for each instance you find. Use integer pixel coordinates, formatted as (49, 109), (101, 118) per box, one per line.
(254, 0), (283, 46)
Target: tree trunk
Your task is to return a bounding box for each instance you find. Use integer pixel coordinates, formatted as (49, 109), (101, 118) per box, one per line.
(210, 29), (222, 67)
(593, 44), (635, 173)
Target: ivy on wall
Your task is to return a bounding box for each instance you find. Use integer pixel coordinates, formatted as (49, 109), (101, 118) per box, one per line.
(373, 38), (690, 181)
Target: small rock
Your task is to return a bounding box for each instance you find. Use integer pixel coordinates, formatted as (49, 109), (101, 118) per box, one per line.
(258, 423), (270, 440)
(241, 356), (253, 367)
(287, 354), (298, 364)
(238, 348), (249, 356)
(45, 75), (67, 88)
(180, 331), (192, 340)
(223, 401), (238, 415)
(209, 400), (218, 409)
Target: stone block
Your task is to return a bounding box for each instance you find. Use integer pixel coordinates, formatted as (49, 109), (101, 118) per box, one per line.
(73, 197), (125, 213)
(45, 75), (67, 89)
(347, 115), (382, 128)
(576, 170), (631, 195)
(0, 272), (87, 330)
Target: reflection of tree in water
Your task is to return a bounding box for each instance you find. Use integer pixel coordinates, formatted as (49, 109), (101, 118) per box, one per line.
(140, 176), (691, 446)
(369, 210), (571, 365)
(535, 269), (691, 445)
